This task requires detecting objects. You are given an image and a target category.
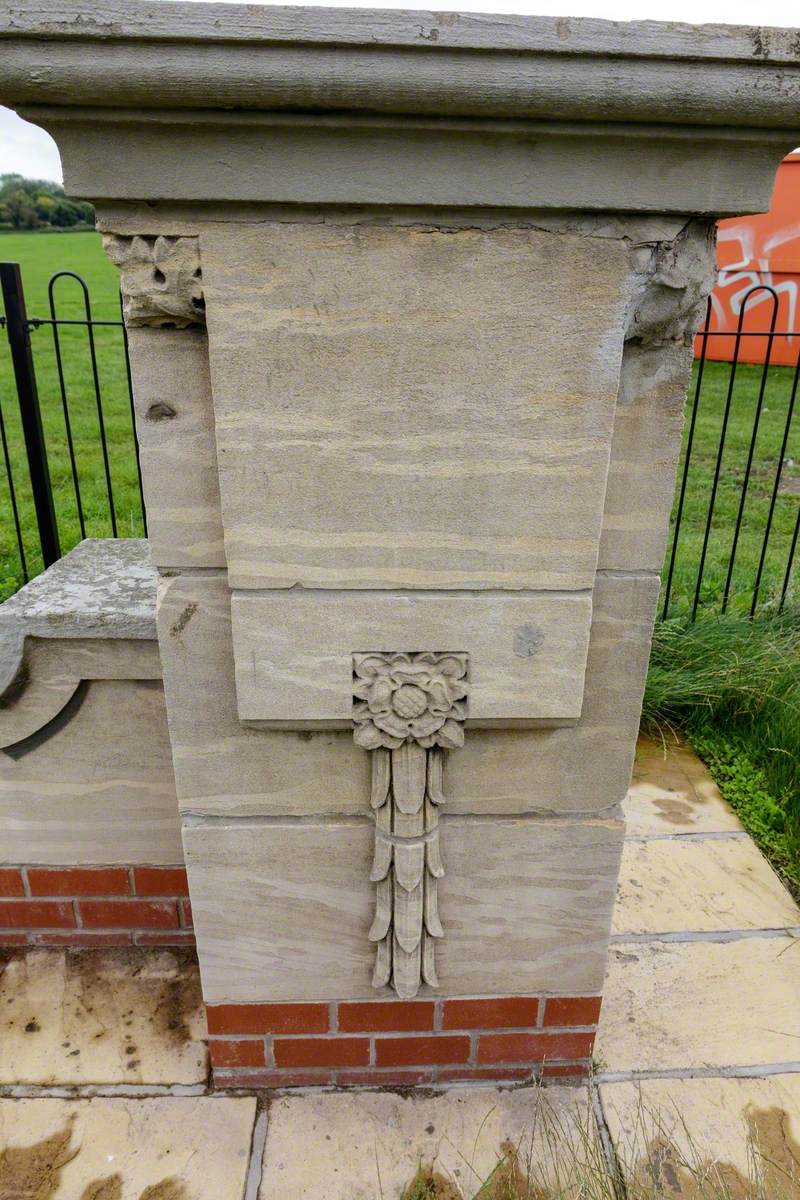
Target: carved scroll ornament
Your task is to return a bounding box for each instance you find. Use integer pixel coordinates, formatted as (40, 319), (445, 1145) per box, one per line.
(353, 652), (467, 1000)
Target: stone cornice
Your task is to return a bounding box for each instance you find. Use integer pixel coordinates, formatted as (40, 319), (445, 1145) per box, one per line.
(1, 2), (798, 214)
(1, 1), (800, 129)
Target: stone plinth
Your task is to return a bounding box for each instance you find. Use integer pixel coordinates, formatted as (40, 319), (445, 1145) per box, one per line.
(2, 0), (797, 1087)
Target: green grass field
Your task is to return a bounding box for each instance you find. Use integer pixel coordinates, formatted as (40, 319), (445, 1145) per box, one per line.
(0, 229), (798, 611)
(0, 231), (143, 600)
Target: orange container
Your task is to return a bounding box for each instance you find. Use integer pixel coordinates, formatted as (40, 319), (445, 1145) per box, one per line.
(697, 151), (800, 366)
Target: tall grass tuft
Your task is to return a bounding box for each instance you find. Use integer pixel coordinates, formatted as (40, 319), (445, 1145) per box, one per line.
(398, 1084), (800, 1198)
(642, 607), (800, 888)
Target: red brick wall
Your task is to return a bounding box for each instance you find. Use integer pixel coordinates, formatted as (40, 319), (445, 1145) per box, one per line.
(207, 995), (601, 1088)
(0, 866), (195, 947)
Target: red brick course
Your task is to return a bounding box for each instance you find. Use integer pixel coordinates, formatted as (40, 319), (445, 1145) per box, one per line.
(442, 997), (539, 1030)
(375, 1035), (470, 1068)
(542, 996), (602, 1027)
(206, 1003), (329, 1036)
(209, 1039), (267, 1068)
(274, 1037), (370, 1069)
(338, 1001), (434, 1033)
(27, 867), (129, 897)
(133, 867), (189, 896)
(0, 863), (194, 947)
(208, 994), (601, 1090)
(0, 869), (24, 898)
(477, 1031), (596, 1066)
(79, 899), (179, 929)
(0, 900), (74, 928)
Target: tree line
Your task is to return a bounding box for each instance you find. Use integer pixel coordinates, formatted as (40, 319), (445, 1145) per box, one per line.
(0, 174), (95, 230)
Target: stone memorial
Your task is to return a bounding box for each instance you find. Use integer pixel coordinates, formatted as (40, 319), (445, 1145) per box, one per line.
(1, 1), (798, 1087)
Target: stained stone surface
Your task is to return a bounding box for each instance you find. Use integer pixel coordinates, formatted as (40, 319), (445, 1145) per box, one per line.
(0, 949), (207, 1085)
(0, 1096), (256, 1200)
(201, 221), (629, 591)
(597, 937), (800, 1072)
(624, 735), (744, 835)
(601, 1075), (800, 1196)
(613, 836), (800, 935)
(126, 327), (226, 569)
(259, 1086), (598, 1200)
(184, 817), (623, 1001)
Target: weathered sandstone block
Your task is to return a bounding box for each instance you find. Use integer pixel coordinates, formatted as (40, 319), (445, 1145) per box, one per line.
(183, 817), (623, 1002)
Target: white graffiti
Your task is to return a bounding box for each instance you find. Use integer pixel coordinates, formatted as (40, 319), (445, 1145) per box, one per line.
(713, 221), (800, 341)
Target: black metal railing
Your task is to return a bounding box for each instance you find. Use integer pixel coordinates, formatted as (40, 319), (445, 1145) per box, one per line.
(662, 284), (798, 619)
(0, 261), (145, 596)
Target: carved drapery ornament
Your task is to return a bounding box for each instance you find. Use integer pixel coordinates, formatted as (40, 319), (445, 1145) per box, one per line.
(103, 234), (206, 328)
(353, 652), (467, 999)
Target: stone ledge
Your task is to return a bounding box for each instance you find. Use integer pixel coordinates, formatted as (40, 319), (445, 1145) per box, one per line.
(0, 540), (158, 747)
(0, 539), (155, 693)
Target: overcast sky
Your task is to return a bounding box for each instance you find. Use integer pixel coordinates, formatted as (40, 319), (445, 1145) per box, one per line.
(2, 0), (799, 185)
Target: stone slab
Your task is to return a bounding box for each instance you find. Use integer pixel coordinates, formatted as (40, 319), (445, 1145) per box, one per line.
(126, 327), (226, 570)
(260, 1085), (597, 1200)
(600, 1075), (800, 1196)
(0, 1096), (255, 1199)
(0, 948), (207, 1085)
(231, 589), (592, 727)
(184, 816), (622, 1002)
(596, 937), (800, 1073)
(160, 569), (655, 819)
(202, 221), (628, 591)
(599, 340), (693, 573)
(613, 836), (800, 935)
(0, 678), (182, 865)
(0, 540), (155, 679)
(624, 735), (744, 835)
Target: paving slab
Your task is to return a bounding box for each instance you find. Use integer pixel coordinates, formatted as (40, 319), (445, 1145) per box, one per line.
(259, 1086), (601, 1200)
(600, 1075), (800, 1197)
(613, 836), (800, 935)
(625, 736), (744, 836)
(597, 938), (800, 1073)
(0, 949), (207, 1086)
(0, 1096), (256, 1199)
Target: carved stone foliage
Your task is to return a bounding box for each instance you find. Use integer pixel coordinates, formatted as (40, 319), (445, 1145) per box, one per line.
(353, 652), (467, 750)
(353, 652), (468, 999)
(103, 234), (205, 328)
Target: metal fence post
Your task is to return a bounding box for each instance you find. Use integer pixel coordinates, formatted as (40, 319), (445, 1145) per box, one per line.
(0, 261), (60, 566)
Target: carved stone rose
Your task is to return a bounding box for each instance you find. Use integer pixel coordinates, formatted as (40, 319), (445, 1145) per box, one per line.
(352, 652), (468, 750)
